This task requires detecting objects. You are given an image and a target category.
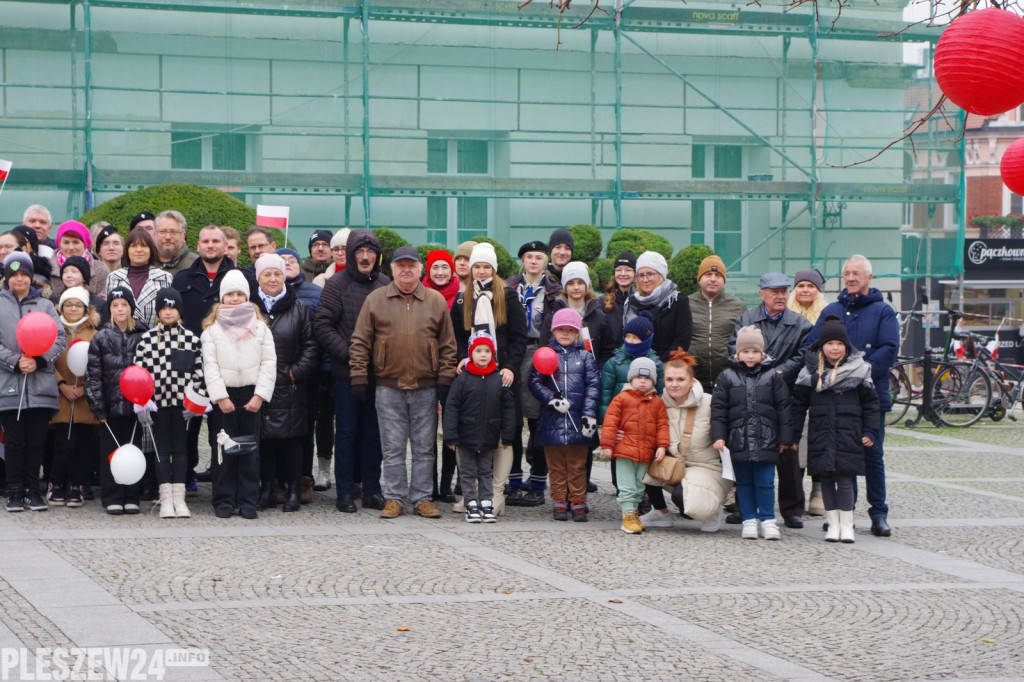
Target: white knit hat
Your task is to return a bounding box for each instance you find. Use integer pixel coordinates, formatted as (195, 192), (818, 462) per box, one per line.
(254, 253), (285, 280)
(560, 261), (591, 290)
(468, 242), (498, 272)
(330, 228), (351, 250)
(219, 269), (250, 302)
(58, 285), (90, 311)
(636, 251), (668, 279)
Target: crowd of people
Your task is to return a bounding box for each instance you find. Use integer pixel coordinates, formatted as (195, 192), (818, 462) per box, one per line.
(0, 203), (899, 540)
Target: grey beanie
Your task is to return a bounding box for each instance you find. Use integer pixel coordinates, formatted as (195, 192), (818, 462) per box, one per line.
(628, 356), (658, 381)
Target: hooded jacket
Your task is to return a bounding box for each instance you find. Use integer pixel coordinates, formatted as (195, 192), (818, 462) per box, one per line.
(663, 382), (731, 522)
(312, 229), (391, 382)
(85, 320), (149, 421)
(442, 366), (517, 454)
(688, 289), (747, 392)
(51, 310), (101, 425)
(600, 387), (670, 464)
(529, 338), (600, 447)
(255, 287), (318, 438)
(710, 358), (793, 464)
(599, 346), (664, 420)
(729, 305), (812, 386)
(807, 288), (899, 411)
(0, 286), (67, 414)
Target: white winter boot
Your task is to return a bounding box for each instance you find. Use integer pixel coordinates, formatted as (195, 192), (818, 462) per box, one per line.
(158, 484), (175, 519)
(839, 510), (855, 543)
(314, 457), (332, 491)
(825, 509), (840, 542)
(171, 483), (191, 518)
(700, 506), (723, 533)
(760, 518), (781, 540)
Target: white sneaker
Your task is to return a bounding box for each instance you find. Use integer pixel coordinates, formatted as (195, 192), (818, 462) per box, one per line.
(700, 507), (723, 533)
(741, 519), (758, 539)
(638, 508), (673, 528)
(761, 519), (781, 540)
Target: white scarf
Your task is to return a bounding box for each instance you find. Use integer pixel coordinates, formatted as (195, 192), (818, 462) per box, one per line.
(473, 278), (498, 353)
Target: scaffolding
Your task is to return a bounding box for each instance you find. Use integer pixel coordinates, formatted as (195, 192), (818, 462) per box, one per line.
(0, 0), (963, 288)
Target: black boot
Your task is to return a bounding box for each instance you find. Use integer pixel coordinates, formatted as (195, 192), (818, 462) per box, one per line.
(257, 484), (275, 511)
(282, 481), (301, 512)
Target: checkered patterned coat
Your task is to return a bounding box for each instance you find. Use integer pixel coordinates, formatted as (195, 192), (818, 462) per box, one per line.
(134, 323), (205, 409)
(106, 267), (173, 328)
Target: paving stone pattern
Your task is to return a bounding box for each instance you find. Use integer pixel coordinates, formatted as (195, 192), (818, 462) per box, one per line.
(1, 424), (1024, 680)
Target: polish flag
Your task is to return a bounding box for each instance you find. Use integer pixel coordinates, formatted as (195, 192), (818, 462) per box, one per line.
(986, 321), (1002, 359)
(255, 204), (289, 230)
(952, 318), (964, 360)
(0, 159), (11, 182)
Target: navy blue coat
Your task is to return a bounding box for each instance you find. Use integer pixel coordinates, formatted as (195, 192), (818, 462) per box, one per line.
(529, 339), (600, 447)
(807, 288), (899, 411)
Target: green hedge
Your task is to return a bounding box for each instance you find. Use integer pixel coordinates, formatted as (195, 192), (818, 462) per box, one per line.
(372, 227), (410, 268)
(605, 228), (673, 260)
(668, 244), (715, 296)
(567, 224), (603, 265)
(590, 257), (614, 291)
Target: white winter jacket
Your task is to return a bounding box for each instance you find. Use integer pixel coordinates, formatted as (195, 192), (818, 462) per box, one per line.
(201, 316), (277, 403)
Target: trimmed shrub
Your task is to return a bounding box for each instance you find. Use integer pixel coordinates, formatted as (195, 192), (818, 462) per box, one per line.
(372, 227), (410, 268)
(605, 229), (673, 260)
(567, 224), (602, 265)
(470, 235), (518, 279)
(669, 244), (715, 296)
(590, 257), (614, 292)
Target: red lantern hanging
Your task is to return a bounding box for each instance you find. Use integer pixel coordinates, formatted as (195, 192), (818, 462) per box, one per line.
(1000, 137), (1024, 195)
(934, 8), (1024, 116)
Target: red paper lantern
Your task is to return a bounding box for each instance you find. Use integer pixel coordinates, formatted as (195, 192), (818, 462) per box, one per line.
(934, 8), (1024, 116)
(532, 346), (559, 376)
(1000, 138), (1024, 195)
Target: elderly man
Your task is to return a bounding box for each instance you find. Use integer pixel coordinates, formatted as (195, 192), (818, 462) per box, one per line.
(348, 246), (457, 519)
(729, 272), (812, 529)
(302, 229), (333, 282)
(23, 204), (56, 250)
(314, 230), (391, 512)
(155, 210), (198, 275)
(688, 255), (747, 392)
(807, 255), (899, 537)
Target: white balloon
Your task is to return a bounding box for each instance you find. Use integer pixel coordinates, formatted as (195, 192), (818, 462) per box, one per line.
(66, 341), (90, 378)
(110, 444), (146, 485)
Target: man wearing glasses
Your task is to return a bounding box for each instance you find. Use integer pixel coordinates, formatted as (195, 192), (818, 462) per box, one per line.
(154, 210), (198, 276)
(244, 226), (277, 268)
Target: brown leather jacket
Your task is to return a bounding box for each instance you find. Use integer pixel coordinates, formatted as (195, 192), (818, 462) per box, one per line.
(349, 281), (457, 390)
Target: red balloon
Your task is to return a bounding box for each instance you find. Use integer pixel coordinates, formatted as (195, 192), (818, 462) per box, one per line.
(119, 365), (154, 406)
(532, 346), (559, 375)
(1001, 137), (1024, 195)
(934, 8), (1024, 116)
(15, 311), (58, 357)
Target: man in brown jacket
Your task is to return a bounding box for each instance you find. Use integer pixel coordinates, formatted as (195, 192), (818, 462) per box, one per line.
(349, 246), (458, 519)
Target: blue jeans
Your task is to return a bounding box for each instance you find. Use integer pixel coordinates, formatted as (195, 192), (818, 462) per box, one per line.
(376, 386), (437, 506)
(332, 380), (382, 497)
(857, 422), (888, 519)
(733, 461), (776, 522)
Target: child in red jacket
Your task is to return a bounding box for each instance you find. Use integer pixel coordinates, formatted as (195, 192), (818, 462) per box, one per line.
(601, 357), (670, 534)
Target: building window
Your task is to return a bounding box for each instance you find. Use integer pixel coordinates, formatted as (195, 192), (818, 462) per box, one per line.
(426, 137), (491, 247)
(691, 144), (743, 269)
(171, 130), (251, 171)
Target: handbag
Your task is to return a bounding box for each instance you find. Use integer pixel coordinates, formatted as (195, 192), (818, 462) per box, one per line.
(642, 407), (696, 487)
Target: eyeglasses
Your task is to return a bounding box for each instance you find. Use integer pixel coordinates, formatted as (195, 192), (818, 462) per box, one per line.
(62, 301), (86, 309)
(636, 271), (660, 280)
(249, 243), (271, 251)
(331, 246), (346, 253)
(156, 229), (182, 236)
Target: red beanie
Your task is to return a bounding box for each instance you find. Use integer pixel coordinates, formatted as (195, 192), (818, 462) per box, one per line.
(426, 249), (454, 273)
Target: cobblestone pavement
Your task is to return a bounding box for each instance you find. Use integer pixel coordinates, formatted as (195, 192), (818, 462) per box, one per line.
(1, 423), (1024, 681)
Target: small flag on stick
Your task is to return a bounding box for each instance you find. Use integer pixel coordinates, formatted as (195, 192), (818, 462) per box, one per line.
(255, 204), (289, 230)
(0, 159), (11, 183)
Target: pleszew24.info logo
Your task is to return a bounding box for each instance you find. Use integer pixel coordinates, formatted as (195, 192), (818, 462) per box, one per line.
(0, 647), (209, 681)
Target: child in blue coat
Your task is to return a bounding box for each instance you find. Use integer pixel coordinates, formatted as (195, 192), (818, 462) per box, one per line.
(529, 308), (600, 522)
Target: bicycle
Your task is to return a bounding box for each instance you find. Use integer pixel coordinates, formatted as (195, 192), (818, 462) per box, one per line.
(946, 329), (1024, 423)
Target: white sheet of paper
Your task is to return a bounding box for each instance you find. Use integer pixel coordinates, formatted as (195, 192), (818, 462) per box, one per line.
(720, 446), (735, 482)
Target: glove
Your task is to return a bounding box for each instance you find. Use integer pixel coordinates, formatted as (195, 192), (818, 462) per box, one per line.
(133, 399), (157, 426)
(350, 383), (368, 404)
(182, 409), (196, 423)
(549, 398), (570, 414)
(581, 416), (597, 438)
(436, 384), (450, 409)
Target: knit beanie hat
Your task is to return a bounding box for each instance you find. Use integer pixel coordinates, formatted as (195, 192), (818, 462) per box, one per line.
(468, 242), (498, 272)
(219, 269), (250, 302)
(628, 356), (658, 381)
(426, 249), (454, 273)
(454, 240), (478, 261)
(3, 252), (34, 281)
(12, 225), (39, 254)
(560, 261), (591, 290)
(550, 307), (582, 332)
(468, 329), (496, 355)
(155, 287), (183, 313)
(623, 310), (654, 342)
(548, 228), (575, 253)
(61, 255), (91, 284)
(330, 228), (351, 250)
(635, 251), (668, 279)
(308, 229), (333, 252)
(58, 285), (90, 311)
(614, 251), (637, 271)
(794, 268), (825, 292)
(106, 286), (137, 315)
(57, 221), (92, 249)
(254, 253), (286, 280)
(818, 315), (850, 350)
(697, 255), (726, 281)
(735, 325), (765, 354)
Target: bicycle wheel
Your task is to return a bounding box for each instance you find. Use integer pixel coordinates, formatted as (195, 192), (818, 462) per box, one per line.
(931, 362), (992, 427)
(886, 364), (912, 426)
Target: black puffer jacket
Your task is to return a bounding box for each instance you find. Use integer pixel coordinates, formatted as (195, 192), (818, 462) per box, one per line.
(313, 229), (390, 381)
(729, 306), (812, 386)
(442, 369), (517, 453)
(791, 351), (880, 477)
(85, 321), (149, 421)
(710, 360), (793, 464)
(451, 284), (528, 377)
(256, 288), (319, 438)
(624, 285), (693, 361)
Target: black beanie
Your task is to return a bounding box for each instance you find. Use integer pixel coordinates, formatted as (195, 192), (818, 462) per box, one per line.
(106, 286), (137, 316)
(548, 228), (574, 253)
(155, 287), (183, 313)
(614, 251), (637, 271)
(13, 225), (39, 254)
(61, 255), (91, 285)
(818, 315), (850, 349)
